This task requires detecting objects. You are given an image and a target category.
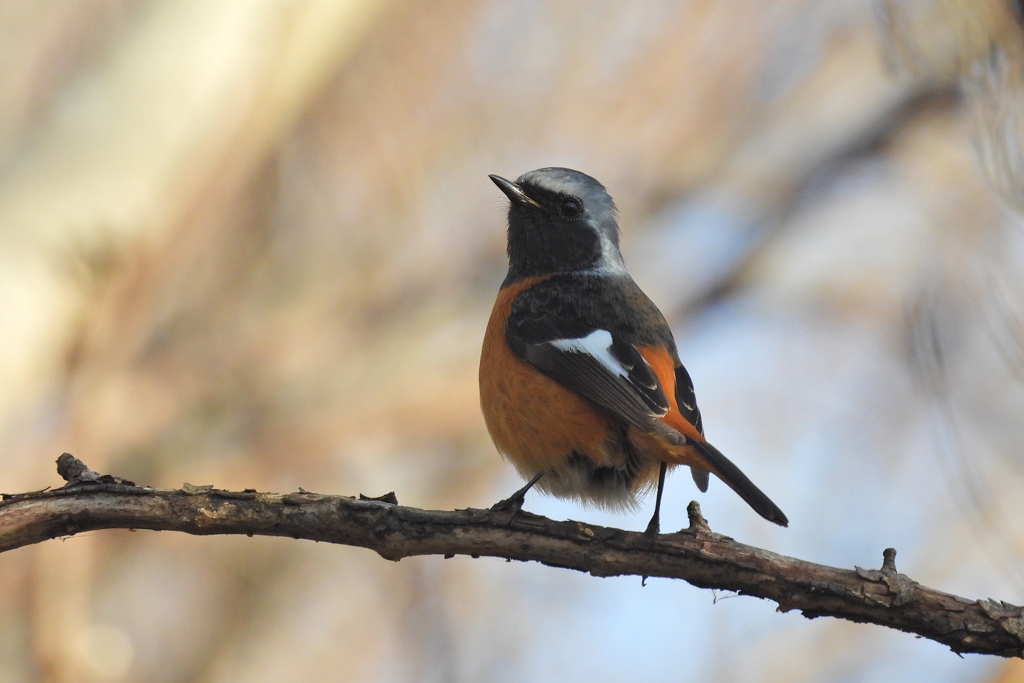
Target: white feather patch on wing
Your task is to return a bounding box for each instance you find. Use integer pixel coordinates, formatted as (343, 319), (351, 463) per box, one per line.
(549, 329), (628, 377)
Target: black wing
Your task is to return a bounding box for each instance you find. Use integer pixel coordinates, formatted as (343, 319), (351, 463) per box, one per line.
(675, 364), (709, 491)
(674, 364), (703, 435)
(505, 294), (670, 433)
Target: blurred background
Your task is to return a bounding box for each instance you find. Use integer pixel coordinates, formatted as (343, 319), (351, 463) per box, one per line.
(2, 0), (1024, 681)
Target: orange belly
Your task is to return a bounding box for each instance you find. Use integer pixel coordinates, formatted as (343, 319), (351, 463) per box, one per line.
(479, 278), (663, 507)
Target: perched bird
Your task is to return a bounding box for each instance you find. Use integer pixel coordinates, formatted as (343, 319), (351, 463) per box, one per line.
(479, 167), (788, 533)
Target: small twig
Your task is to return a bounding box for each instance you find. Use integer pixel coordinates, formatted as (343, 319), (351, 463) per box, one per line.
(882, 547), (899, 574)
(0, 454), (1022, 658)
(56, 452), (135, 487)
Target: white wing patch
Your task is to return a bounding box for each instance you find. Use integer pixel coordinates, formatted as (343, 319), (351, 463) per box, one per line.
(549, 329), (628, 378)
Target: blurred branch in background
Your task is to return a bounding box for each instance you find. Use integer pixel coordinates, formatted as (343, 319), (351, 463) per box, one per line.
(883, 0), (1024, 593)
(2, 455), (1023, 659)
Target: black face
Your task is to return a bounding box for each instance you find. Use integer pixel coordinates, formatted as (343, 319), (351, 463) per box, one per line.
(496, 179), (602, 284)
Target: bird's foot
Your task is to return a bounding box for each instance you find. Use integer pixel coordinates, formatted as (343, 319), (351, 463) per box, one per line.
(643, 517), (660, 538)
(490, 487), (528, 514)
(489, 473), (542, 526)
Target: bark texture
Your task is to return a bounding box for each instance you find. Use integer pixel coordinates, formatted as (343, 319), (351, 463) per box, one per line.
(2, 455), (1022, 658)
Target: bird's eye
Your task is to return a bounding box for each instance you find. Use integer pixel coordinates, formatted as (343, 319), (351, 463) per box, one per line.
(559, 198), (582, 219)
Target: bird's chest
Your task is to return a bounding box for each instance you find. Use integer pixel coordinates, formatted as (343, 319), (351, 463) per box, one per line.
(479, 283), (618, 474)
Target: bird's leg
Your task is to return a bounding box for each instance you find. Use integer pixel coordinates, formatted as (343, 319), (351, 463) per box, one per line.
(490, 472), (543, 524)
(644, 462), (668, 536)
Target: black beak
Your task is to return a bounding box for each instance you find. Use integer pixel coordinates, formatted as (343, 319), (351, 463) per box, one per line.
(489, 174), (542, 208)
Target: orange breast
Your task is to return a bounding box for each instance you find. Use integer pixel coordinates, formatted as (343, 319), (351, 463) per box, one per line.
(479, 278), (619, 477)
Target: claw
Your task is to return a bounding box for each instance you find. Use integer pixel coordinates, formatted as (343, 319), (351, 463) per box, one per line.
(489, 472), (542, 525)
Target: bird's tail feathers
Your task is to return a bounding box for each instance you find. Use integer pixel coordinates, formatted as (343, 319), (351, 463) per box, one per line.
(689, 440), (788, 527)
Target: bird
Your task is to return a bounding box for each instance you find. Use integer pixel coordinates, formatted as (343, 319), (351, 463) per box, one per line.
(479, 167), (788, 533)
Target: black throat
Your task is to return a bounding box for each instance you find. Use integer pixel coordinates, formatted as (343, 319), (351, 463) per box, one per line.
(502, 204), (603, 288)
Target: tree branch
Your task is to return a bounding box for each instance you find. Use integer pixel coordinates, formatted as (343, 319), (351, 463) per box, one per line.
(3, 455), (1022, 658)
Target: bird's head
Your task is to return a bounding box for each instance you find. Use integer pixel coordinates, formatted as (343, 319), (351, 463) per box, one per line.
(490, 167), (625, 282)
